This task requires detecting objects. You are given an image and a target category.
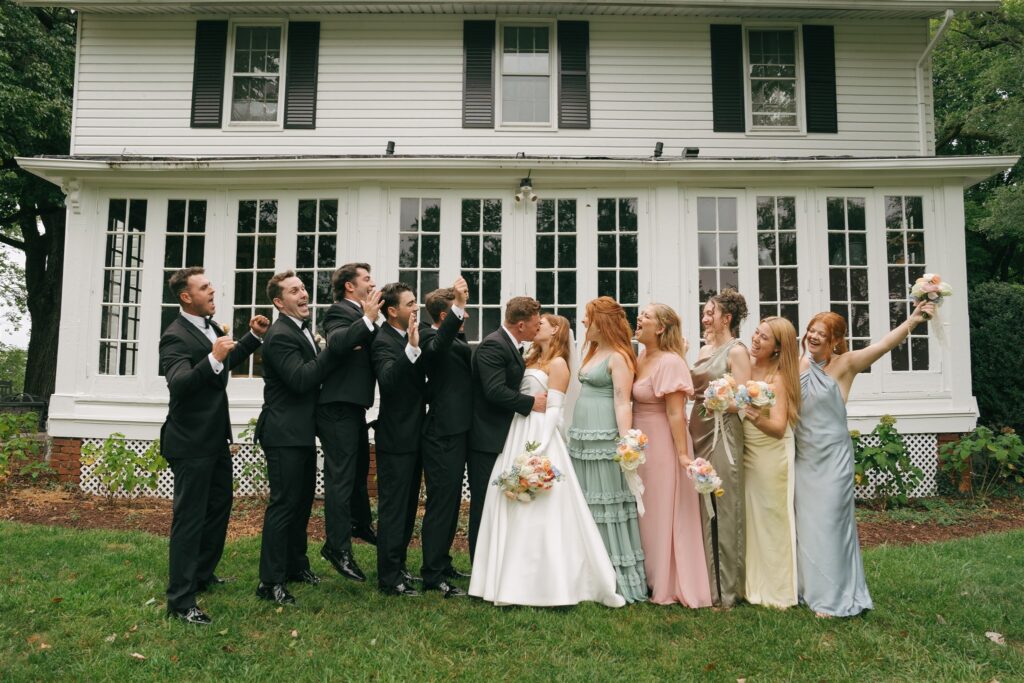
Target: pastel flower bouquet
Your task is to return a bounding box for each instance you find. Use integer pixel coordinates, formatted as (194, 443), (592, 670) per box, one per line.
(701, 374), (739, 465)
(687, 457), (724, 519)
(615, 429), (649, 516)
(909, 272), (953, 341)
(492, 441), (564, 503)
(736, 380), (777, 417)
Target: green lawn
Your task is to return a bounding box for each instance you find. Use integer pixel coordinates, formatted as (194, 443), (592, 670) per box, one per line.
(0, 522), (1021, 682)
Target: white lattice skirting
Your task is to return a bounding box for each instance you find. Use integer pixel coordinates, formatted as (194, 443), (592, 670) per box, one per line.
(79, 435), (937, 501)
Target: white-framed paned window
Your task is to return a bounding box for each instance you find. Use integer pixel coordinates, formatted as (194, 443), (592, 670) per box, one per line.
(597, 197), (640, 326)
(228, 23), (285, 124)
(826, 196), (871, 360)
(233, 199), (277, 377)
(535, 198), (579, 328)
(746, 28), (800, 130)
(499, 23), (554, 126)
(756, 195), (799, 331)
(885, 195), (930, 371)
(697, 196), (739, 323)
(295, 199), (338, 334)
(399, 197), (441, 299)
(161, 200), (207, 336)
(460, 198), (503, 343)
(99, 198), (147, 376)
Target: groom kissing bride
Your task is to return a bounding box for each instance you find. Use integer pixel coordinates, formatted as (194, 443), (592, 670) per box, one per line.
(467, 297), (625, 608)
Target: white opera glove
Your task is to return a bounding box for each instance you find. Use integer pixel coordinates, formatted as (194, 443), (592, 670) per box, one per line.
(536, 390), (565, 455)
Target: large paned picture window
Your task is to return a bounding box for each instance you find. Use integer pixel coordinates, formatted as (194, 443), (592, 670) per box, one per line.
(161, 200), (207, 336)
(535, 198), (578, 328)
(697, 196), (739, 322)
(100, 199), (147, 376)
(233, 199), (277, 377)
(229, 25), (283, 123)
(756, 196), (799, 331)
(747, 29), (799, 129)
(597, 198), (640, 326)
(500, 25), (552, 125)
(296, 199), (338, 334)
(460, 199), (503, 342)
(399, 198), (441, 299)
(826, 196), (871, 359)
(885, 195), (930, 371)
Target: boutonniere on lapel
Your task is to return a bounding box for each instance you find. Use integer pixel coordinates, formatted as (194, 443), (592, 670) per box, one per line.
(222, 324), (230, 336)
(315, 333), (327, 350)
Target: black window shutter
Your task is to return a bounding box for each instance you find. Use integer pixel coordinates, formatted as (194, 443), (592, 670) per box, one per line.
(558, 21), (590, 129)
(284, 22), (321, 129)
(709, 24), (745, 133)
(190, 20), (228, 128)
(463, 20), (495, 128)
(803, 25), (838, 134)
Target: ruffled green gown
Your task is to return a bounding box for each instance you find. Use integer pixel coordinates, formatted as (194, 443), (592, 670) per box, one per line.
(568, 355), (648, 603)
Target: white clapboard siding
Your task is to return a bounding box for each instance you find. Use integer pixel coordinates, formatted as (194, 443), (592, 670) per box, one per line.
(72, 13), (930, 157)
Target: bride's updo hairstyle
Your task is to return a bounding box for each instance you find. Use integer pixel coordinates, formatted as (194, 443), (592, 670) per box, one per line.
(525, 313), (571, 371)
(710, 289), (748, 338)
(802, 311), (849, 358)
(583, 296), (637, 373)
(646, 303), (686, 359)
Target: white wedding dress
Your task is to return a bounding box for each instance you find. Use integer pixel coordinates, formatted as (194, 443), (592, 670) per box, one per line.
(468, 369), (626, 608)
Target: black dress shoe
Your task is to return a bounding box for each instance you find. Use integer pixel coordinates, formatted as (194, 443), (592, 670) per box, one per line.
(256, 582), (295, 605)
(444, 567), (471, 580)
(321, 546), (366, 582)
(424, 581), (467, 598)
(352, 524), (378, 546)
(197, 575), (234, 592)
(288, 569), (322, 585)
(380, 582), (420, 597)
(168, 606), (212, 625)
(400, 568), (422, 585)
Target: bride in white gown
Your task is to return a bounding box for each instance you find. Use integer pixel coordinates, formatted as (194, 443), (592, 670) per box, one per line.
(469, 314), (625, 608)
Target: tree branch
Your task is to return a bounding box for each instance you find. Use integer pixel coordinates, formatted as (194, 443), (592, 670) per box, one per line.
(0, 233), (27, 251)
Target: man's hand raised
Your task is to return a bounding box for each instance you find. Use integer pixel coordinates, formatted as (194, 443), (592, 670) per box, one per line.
(408, 309), (420, 348)
(453, 276), (470, 308)
(362, 289), (383, 322)
(211, 335), (236, 362)
(249, 314), (270, 336)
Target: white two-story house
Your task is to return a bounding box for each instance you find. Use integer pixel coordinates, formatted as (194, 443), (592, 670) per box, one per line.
(16, 0), (1017, 496)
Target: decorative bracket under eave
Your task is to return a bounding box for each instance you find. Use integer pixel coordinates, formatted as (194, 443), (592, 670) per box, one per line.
(61, 178), (81, 214)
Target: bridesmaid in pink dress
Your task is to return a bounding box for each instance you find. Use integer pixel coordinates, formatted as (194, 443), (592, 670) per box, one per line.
(632, 303), (713, 608)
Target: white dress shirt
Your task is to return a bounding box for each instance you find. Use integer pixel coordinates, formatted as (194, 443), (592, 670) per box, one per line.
(286, 314), (319, 353)
(501, 324), (525, 356)
(180, 309), (225, 374)
(388, 323), (422, 363)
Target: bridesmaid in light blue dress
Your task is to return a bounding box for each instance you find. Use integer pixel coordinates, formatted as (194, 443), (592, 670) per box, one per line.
(795, 300), (934, 617)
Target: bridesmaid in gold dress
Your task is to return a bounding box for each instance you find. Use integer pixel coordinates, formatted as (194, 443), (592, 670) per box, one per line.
(689, 290), (751, 608)
(742, 316), (801, 608)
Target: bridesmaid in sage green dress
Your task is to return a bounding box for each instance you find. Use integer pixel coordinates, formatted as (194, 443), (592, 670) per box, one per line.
(689, 290), (751, 608)
(795, 299), (934, 617)
(569, 297), (647, 603)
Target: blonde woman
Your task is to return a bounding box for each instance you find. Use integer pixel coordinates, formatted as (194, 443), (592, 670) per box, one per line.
(743, 316), (801, 608)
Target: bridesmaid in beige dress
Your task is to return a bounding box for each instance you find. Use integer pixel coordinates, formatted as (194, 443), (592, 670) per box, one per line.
(689, 290), (751, 608)
(742, 316), (801, 608)
(632, 304), (712, 608)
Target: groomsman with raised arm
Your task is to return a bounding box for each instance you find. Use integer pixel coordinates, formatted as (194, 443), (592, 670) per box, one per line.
(255, 271), (338, 605)
(371, 282), (427, 597)
(419, 279), (472, 597)
(317, 263), (383, 583)
(159, 267), (268, 625)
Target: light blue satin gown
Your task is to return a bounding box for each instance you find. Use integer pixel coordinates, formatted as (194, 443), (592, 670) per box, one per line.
(793, 359), (873, 617)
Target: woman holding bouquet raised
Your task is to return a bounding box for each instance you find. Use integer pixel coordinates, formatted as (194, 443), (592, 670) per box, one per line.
(632, 304), (712, 608)
(795, 300), (934, 618)
(743, 316), (801, 608)
(469, 314), (624, 608)
(569, 297), (647, 604)
(690, 290), (750, 608)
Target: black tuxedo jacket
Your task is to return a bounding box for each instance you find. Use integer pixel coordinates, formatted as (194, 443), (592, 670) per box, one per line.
(420, 308), (472, 437)
(255, 316), (337, 448)
(159, 315), (262, 459)
(371, 323), (426, 453)
(319, 299), (377, 408)
(468, 328), (534, 453)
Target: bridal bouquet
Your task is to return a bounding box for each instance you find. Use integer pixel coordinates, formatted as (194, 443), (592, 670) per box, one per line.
(615, 429), (648, 516)
(910, 273), (953, 342)
(701, 374), (739, 465)
(492, 442), (564, 503)
(687, 458), (724, 497)
(735, 380), (776, 417)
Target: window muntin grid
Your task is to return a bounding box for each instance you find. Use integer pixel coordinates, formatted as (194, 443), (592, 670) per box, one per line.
(161, 200), (207, 337)
(295, 199), (338, 335)
(398, 197), (441, 300)
(597, 197), (640, 327)
(100, 198), (147, 376)
(232, 199), (277, 377)
(885, 195), (930, 371)
(460, 198), (503, 343)
(696, 196), (739, 326)
(756, 195), (799, 331)
(535, 198), (578, 329)
(826, 196), (871, 366)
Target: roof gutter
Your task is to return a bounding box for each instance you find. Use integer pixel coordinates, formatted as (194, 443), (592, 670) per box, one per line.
(917, 9), (955, 156)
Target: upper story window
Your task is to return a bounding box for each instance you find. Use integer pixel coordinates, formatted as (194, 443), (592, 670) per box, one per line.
(746, 29), (799, 130)
(500, 25), (554, 126)
(228, 25), (285, 124)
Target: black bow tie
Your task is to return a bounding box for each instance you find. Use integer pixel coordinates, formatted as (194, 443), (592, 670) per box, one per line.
(518, 345), (525, 357)
(204, 317), (213, 329)
(301, 319), (312, 332)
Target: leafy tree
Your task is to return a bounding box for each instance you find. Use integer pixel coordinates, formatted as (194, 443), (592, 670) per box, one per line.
(0, 341), (27, 394)
(0, 1), (76, 398)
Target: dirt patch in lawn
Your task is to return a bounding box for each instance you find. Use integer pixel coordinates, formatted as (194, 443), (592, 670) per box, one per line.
(1, 484), (1021, 550)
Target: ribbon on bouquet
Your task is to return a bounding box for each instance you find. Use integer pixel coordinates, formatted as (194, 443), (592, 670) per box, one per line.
(709, 411), (736, 466)
(702, 492), (716, 520)
(623, 470), (646, 517)
(927, 307), (947, 345)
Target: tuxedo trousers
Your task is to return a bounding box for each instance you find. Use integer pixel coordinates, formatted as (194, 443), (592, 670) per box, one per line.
(317, 402), (371, 555)
(467, 449), (499, 562)
(375, 448), (422, 589)
(259, 446), (316, 584)
(419, 426), (468, 586)
(165, 445), (233, 612)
